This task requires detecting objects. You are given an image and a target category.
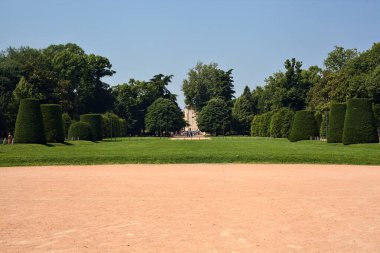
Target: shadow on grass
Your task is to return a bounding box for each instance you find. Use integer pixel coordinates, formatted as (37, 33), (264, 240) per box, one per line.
(42, 143), (55, 147)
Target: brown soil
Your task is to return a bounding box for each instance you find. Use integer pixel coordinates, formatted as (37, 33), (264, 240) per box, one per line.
(1, 164), (380, 252)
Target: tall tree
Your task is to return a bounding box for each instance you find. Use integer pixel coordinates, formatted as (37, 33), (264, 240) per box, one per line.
(197, 98), (232, 135)
(232, 86), (256, 134)
(145, 98), (185, 136)
(182, 62), (235, 112)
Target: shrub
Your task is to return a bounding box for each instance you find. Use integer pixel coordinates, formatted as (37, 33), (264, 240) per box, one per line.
(327, 103), (346, 143)
(270, 108), (294, 138)
(288, 110), (319, 142)
(41, 104), (65, 143)
(251, 114), (262, 137)
(261, 112), (273, 137)
(68, 122), (93, 141)
(62, 113), (72, 137)
(342, 98), (378, 145)
(14, 99), (46, 144)
(80, 114), (103, 141)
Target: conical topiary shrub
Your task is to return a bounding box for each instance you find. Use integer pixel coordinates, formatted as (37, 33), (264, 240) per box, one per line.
(41, 104), (65, 143)
(342, 98), (378, 145)
(288, 110), (319, 142)
(14, 99), (46, 144)
(68, 122), (93, 141)
(327, 103), (346, 143)
(80, 114), (103, 141)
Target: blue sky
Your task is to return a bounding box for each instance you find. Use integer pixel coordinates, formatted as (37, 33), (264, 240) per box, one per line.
(1, 0), (379, 107)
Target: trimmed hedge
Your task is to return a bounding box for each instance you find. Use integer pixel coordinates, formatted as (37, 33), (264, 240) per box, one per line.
(250, 115), (262, 137)
(68, 122), (93, 141)
(80, 114), (102, 141)
(327, 103), (346, 143)
(342, 98), (378, 145)
(41, 104), (65, 143)
(288, 110), (319, 142)
(250, 112), (273, 137)
(320, 112), (328, 139)
(270, 108), (294, 138)
(14, 99), (46, 144)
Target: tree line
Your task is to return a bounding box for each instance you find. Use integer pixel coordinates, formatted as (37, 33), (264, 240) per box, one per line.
(1, 42), (379, 138)
(182, 43), (380, 136)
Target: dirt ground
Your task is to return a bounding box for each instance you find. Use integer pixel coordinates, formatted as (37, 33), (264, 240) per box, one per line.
(1, 164), (380, 252)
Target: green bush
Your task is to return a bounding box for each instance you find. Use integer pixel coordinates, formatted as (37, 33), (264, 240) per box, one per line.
(319, 112), (328, 139)
(261, 112), (273, 137)
(373, 104), (380, 128)
(270, 108), (294, 138)
(342, 98), (378, 145)
(14, 99), (46, 144)
(80, 114), (103, 141)
(62, 113), (72, 137)
(288, 110), (319, 142)
(68, 122), (93, 141)
(250, 114), (262, 137)
(41, 104), (64, 143)
(327, 103), (346, 143)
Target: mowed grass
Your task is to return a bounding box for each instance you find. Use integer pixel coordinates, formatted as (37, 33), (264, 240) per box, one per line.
(0, 137), (380, 167)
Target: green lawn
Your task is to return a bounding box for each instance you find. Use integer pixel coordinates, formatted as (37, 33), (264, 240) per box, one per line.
(0, 137), (380, 167)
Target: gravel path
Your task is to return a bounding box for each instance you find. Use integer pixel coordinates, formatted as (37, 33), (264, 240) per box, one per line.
(1, 164), (380, 252)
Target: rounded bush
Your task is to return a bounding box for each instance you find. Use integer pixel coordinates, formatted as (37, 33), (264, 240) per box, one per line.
(327, 103), (346, 143)
(41, 104), (64, 143)
(288, 110), (319, 142)
(80, 114), (103, 141)
(270, 109), (294, 138)
(342, 98), (378, 145)
(68, 122), (93, 141)
(373, 104), (380, 128)
(14, 99), (46, 144)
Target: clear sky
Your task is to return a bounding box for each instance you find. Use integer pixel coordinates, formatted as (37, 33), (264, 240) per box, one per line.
(1, 0), (379, 108)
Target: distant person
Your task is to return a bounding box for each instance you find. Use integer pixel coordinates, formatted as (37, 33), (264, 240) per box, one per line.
(7, 132), (13, 145)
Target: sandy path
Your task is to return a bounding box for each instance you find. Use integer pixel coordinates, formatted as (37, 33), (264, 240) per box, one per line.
(1, 164), (380, 252)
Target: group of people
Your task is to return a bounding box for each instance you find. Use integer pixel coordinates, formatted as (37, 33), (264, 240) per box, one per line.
(3, 133), (13, 145)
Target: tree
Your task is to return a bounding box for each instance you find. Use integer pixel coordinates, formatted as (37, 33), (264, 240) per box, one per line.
(232, 86), (255, 134)
(197, 98), (231, 135)
(182, 62), (235, 112)
(288, 110), (319, 142)
(145, 98), (185, 136)
(324, 46), (358, 72)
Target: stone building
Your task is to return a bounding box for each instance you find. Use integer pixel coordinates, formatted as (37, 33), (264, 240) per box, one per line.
(184, 106), (199, 132)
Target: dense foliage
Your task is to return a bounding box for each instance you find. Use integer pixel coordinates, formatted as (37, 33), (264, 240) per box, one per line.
(327, 103), (346, 143)
(342, 99), (378, 145)
(14, 99), (46, 144)
(80, 114), (103, 141)
(232, 86), (255, 135)
(102, 112), (126, 138)
(62, 113), (73, 138)
(270, 108), (294, 138)
(41, 104), (65, 143)
(68, 122), (93, 141)
(145, 98), (185, 135)
(288, 110), (319, 142)
(182, 62), (235, 112)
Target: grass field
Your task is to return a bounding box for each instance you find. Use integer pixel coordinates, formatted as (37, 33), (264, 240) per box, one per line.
(1, 137), (380, 166)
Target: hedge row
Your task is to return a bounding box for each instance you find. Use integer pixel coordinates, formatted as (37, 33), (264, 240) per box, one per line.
(250, 112), (273, 137)
(102, 112), (127, 138)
